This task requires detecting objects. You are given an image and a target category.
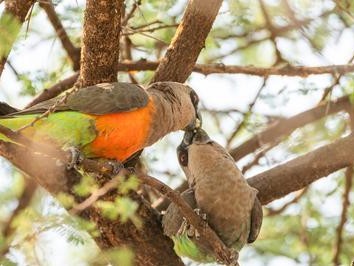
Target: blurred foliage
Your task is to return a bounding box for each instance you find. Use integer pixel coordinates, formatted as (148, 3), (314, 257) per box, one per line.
(89, 247), (135, 266)
(1, 0), (354, 265)
(0, 13), (21, 58)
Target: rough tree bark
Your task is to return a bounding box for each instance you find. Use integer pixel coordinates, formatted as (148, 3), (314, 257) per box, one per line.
(71, 1), (183, 265)
(248, 133), (354, 204)
(76, 0), (121, 88)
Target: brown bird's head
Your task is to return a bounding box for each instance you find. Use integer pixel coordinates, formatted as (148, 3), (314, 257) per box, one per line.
(177, 128), (212, 181)
(146, 82), (201, 134)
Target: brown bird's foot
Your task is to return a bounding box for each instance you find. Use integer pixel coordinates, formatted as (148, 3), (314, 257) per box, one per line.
(194, 208), (207, 221)
(177, 217), (200, 239)
(67, 147), (84, 170)
(217, 250), (239, 266)
(177, 208), (207, 240)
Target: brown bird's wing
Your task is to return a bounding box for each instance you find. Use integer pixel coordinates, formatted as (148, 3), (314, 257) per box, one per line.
(247, 196), (263, 243)
(10, 82), (149, 115)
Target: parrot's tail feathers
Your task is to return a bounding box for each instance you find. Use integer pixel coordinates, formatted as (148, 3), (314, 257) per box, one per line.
(0, 102), (19, 115)
(247, 197), (263, 243)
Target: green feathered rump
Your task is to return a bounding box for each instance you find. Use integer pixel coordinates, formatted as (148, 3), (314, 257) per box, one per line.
(0, 112), (97, 151)
(172, 234), (215, 263)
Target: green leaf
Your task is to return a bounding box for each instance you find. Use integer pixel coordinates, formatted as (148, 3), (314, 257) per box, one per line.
(73, 174), (97, 197)
(118, 175), (140, 195)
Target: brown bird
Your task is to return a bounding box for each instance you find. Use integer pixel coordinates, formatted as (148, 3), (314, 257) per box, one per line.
(162, 128), (263, 263)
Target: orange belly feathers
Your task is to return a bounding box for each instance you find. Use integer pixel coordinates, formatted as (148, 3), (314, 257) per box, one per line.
(90, 101), (154, 162)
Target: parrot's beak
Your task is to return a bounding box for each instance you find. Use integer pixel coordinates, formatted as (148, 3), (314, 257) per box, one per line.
(183, 111), (202, 132)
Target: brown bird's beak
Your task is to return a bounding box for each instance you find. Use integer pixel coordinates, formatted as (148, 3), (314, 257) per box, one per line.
(180, 130), (195, 148)
(192, 128), (211, 144)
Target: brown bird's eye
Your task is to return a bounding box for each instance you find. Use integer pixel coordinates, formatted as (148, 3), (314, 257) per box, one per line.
(190, 90), (199, 107)
(178, 150), (188, 166)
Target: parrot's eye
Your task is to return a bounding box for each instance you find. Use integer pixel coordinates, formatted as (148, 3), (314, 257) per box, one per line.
(178, 150), (188, 166)
(190, 90), (199, 107)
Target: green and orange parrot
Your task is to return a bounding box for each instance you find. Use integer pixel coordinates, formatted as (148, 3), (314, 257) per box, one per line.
(162, 128), (263, 263)
(0, 81), (200, 167)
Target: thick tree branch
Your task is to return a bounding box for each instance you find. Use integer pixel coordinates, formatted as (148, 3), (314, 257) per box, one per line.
(76, 0), (123, 88)
(0, 0), (36, 77)
(230, 96), (352, 161)
(150, 0), (223, 83)
(39, 0), (80, 70)
(72, 1), (183, 265)
(248, 133), (354, 204)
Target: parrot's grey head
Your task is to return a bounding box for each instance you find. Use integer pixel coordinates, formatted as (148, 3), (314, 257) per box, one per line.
(147, 82), (201, 131)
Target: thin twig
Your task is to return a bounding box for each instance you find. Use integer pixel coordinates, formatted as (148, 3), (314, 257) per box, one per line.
(69, 169), (128, 215)
(26, 73), (79, 108)
(39, 0), (80, 70)
(332, 167), (353, 266)
(226, 78), (267, 148)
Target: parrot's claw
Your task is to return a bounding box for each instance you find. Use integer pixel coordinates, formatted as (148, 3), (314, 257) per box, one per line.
(67, 147), (84, 170)
(107, 160), (124, 175)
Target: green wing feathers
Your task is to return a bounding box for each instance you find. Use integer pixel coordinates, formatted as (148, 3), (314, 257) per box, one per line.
(0, 112), (97, 149)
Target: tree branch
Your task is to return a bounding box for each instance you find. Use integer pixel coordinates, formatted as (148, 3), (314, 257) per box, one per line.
(332, 167), (353, 266)
(26, 73), (79, 108)
(72, 1), (183, 265)
(230, 96), (351, 161)
(248, 133), (354, 204)
(26, 62), (354, 107)
(76, 0), (123, 87)
(39, 0), (80, 70)
(150, 0), (223, 83)
(122, 61), (354, 77)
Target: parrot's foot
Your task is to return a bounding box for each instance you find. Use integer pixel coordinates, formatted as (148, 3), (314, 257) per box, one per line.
(67, 147), (84, 170)
(107, 160), (124, 175)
